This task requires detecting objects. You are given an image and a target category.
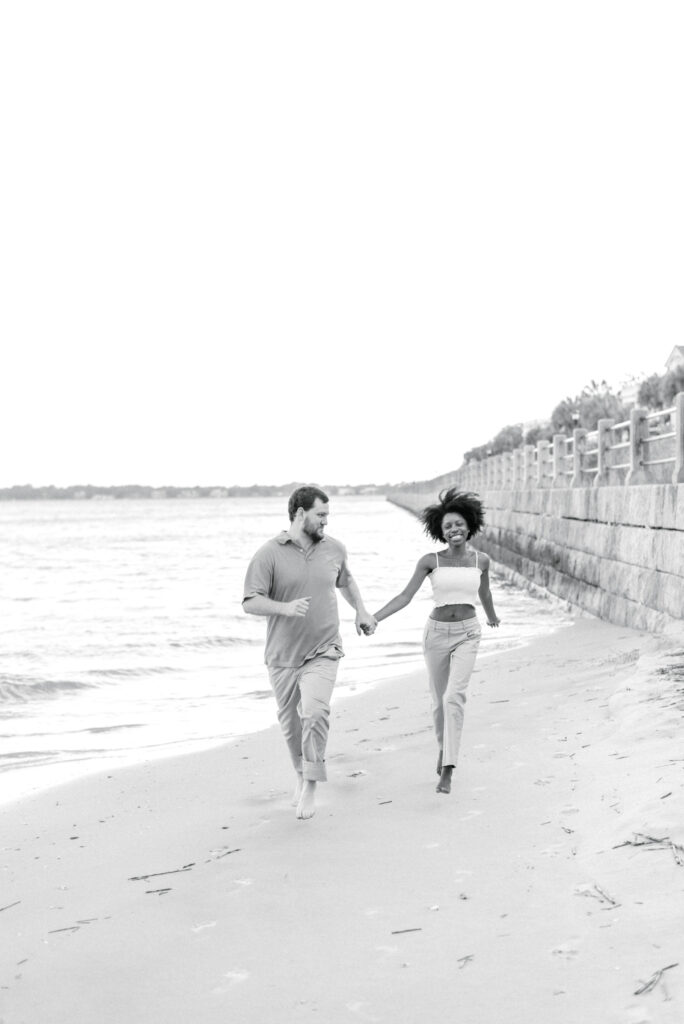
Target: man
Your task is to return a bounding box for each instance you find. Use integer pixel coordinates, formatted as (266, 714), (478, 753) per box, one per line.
(243, 485), (375, 820)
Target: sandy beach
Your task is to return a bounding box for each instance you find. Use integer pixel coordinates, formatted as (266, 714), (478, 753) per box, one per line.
(2, 613), (683, 1024)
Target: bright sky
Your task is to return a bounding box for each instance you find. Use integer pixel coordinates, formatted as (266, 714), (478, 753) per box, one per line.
(3, 2), (683, 487)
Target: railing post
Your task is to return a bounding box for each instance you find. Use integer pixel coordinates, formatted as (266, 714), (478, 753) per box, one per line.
(537, 440), (551, 487)
(594, 418), (614, 487)
(523, 444), (536, 488)
(513, 448), (523, 488)
(552, 434), (567, 488)
(499, 452), (509, 491)
(674, 392), (684, 484)
(570, 428), (588, 487)
(626, 407), (650, 485)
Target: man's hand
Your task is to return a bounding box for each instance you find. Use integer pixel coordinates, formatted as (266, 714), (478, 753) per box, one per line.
(283, 597), (311, 618)
(486, 616), (501, 628)
(356, 612), (377, 636)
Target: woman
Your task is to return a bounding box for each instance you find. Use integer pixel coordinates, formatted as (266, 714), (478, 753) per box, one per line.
(373, 489), (500, 794)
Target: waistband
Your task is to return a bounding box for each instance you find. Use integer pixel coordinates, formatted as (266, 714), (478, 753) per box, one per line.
(425, 615), (480, 632)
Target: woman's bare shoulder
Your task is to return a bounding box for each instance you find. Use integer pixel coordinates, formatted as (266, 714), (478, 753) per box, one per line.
(476, 549), (491, 570)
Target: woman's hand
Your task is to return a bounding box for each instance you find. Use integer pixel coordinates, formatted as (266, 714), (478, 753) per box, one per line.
(486, 616), (501, 628)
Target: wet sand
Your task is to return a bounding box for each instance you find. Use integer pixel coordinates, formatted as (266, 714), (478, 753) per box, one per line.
(2, 615), (683, 1023)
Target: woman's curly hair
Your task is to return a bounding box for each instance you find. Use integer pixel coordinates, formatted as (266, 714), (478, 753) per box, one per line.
(419, 488), (486, 543)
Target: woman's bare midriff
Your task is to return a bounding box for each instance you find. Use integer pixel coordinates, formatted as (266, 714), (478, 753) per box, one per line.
(429, 604), (476, 622)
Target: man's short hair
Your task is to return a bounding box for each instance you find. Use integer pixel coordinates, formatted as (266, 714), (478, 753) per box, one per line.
(288, 485), (329, 522)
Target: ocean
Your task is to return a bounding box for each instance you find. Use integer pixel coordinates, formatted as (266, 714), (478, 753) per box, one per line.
(0, 495), (573, 804)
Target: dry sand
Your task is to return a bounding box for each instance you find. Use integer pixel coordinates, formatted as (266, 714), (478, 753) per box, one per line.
(2, 614), (683, 1024)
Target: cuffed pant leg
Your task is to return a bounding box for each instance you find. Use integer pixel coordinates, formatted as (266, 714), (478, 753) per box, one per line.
(268, 666), (304, 775)
(423, 623), (452, 753)
(443, 628), (481, 767)
(298, 656), (338, 782)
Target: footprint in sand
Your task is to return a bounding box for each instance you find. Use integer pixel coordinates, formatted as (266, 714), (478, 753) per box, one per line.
(539, 844), (564, 857)
(551, 942), (579, 960)
(346, 1002), (381, 1022)
(458, 810), (483, 823)
(212, 969), (249, 994)
(375, 945), (399, 960)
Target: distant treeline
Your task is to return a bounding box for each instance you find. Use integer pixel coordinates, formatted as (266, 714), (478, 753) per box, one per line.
(0, 483), (393, 501)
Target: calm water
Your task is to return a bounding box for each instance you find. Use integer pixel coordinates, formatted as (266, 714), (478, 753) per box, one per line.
(0, 496), (572, 804)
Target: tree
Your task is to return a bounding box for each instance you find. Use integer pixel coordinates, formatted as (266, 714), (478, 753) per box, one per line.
(551, 381), (627, 433)
(638, 373), (665, 410)
(524, 423), (554, 446)
(490, 424), (523, 454)
(551, 396), (578, 434)
(661, 365), (684, 405)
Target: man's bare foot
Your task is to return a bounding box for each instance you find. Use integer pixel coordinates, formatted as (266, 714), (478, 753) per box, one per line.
(436, 749), (443, 776)
(296, 780), (317, 820)
(291, 772), (303, 807)
(436, 766), (453, 794)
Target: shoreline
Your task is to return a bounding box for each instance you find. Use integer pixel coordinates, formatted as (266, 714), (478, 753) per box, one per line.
(2, 615), (683, 1022)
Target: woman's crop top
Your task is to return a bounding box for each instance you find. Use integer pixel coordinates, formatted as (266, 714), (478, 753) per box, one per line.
(429, 551), (482, 607)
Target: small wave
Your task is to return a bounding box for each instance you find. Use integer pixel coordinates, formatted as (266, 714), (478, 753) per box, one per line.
(169, 636), (261, 650)
(84, 666), (174, 678)
(0, 677), (96, 704)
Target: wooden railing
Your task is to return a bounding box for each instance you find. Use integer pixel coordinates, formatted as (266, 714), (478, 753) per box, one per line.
(454, 392), (684, 490)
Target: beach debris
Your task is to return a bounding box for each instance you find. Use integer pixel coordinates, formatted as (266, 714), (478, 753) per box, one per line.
(575, 883), (619, 907)
(206, 848), (242, 861)
(457, 955), (473, 969)
(0, 901), (21, 913)
(489, 699), (510, 704)
(614, 833), (684, 867)
(145, 887), (172, 895)
(428, 905), (439, 911)
(129, 862), (196, 881)
(634, 963), (679, 996)
(378, 800), (392, 805)
(458, 893), (469, 901)
(48, 926), (80, 934)
(391, 928), (422, 935)
(348, 770), (367, 778)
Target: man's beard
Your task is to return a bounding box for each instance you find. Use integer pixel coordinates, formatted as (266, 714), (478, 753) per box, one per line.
(303, 522), (324, 544)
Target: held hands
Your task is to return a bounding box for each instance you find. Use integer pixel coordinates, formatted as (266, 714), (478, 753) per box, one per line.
(356, 612), (377, 636)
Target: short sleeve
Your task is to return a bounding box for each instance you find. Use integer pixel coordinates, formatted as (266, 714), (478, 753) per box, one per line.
(243, 545), (274, 603)
(335, 544), (352, 589)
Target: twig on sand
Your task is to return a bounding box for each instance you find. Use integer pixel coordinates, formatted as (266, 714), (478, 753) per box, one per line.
(145, 887), (172, 895)
(128, 863), (195, 881)
(614, 833), (684, 867)
(391, 928), (422, 935)
(0, 901), (21, 913)
(576, 883), (619, 907)
(457, 955), (474, 969)
(634, 963), (679, 996)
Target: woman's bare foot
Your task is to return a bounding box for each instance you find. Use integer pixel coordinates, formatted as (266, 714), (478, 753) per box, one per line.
(436, 749), (443, 776)
(436, 766), (453, 794)
(296, 780), (317, 819)
(291, 772), (303, 807)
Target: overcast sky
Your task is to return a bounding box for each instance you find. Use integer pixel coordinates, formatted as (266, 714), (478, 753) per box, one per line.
(3, 1), (683, 487)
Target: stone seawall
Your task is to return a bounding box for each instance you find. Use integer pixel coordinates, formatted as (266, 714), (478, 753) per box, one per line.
(388, 484), (684, 634)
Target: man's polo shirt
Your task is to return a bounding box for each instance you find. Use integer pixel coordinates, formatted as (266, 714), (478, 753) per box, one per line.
(242, 532), (352, 668)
